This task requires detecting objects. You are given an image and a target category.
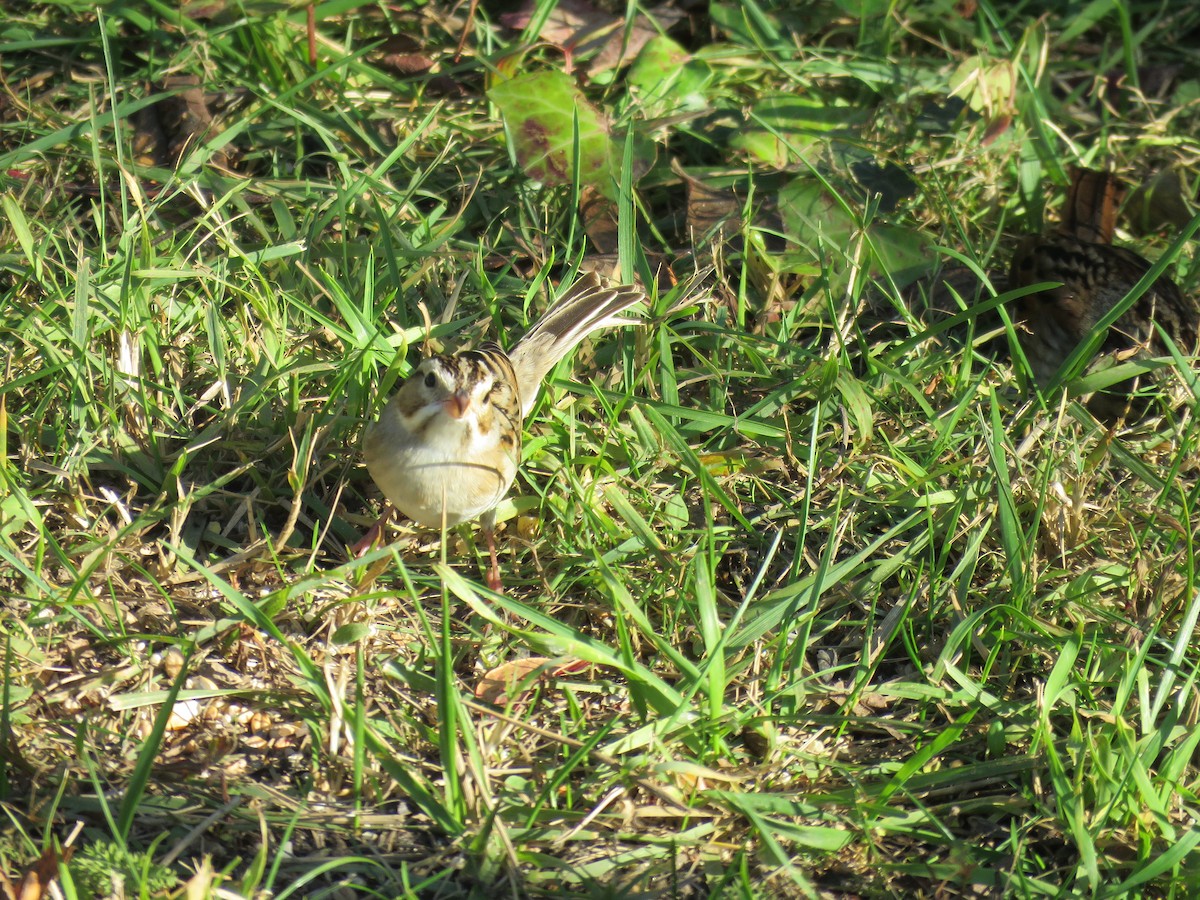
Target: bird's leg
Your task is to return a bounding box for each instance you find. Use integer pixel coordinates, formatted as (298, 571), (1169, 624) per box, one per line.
(480, 510), (503, 592)
(352, 505), (392, 557)
(484, 528), (502, 593)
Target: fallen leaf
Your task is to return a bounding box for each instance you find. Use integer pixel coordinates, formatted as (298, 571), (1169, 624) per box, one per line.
(979, 112), (1012, 147)
(500, 1), (683, 75)
(777, 177), (934, 290)
(134, 75), (228, 171)
(580, 184), (619, 253)
(628, 35), (712, 118)
(948, 55), (1016, 119)
(732, 94), (860, 169)
(674, 164), (741, 249)
(476, 657), (555, 705)
(375, 33), (435, 76)
(499, 0), (619, 57)
(587, 6), (687, 76)
(0, 845), (62, 900)
(488, 69), (619, 196)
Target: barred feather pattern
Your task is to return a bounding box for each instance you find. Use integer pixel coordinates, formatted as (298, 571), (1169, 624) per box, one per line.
(1008, 234), (1199, 408)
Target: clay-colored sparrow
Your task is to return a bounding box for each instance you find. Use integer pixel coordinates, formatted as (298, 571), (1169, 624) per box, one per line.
(364, 272), (646, 588)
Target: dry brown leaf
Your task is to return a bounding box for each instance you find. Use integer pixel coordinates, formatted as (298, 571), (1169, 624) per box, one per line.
(588, 6), (686, 74)
(979, 112), (1012, 147)
(160, 75), (226, 169)
(580, 184), (620, 253)
(499, 0), (621, 61)
(500, 0), (683, 75)
(476, 656), (555, 705)
(0, 845), (61, 900)
(134, 75), (228, 171)
(676, 165), (741, 249)
(375, 33), (436, 76)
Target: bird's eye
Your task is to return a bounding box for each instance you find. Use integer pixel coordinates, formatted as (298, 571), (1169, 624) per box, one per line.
(423, 371), (438, 389)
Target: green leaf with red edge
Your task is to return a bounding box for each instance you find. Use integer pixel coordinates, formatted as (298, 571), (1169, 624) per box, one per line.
(488, 69), (618, 197)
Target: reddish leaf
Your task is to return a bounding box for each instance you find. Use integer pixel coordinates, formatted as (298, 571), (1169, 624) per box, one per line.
(476, 657), (555, 705)
(375, 34), (436, 76)
(0, 845), (61, 900)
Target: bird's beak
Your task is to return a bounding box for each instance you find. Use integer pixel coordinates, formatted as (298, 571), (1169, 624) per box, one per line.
(443, 391), (471, 419)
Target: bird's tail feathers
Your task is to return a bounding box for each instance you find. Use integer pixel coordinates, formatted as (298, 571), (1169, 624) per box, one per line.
(510, 272), (646, 416)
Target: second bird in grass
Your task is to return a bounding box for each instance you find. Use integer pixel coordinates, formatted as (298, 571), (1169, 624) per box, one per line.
(364, 272), (646, 589)
(1008, 233), (1199, 417)
(1007, 168), (1200, 418)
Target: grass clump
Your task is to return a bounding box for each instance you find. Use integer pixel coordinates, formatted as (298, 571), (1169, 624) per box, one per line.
(69, 840), (176, 897)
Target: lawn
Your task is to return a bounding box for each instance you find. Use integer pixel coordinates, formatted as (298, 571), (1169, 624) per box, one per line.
(2, 0), (1200, 896)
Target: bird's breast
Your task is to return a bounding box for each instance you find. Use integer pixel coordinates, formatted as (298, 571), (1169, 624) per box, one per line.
(365, 412), (519, 528)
